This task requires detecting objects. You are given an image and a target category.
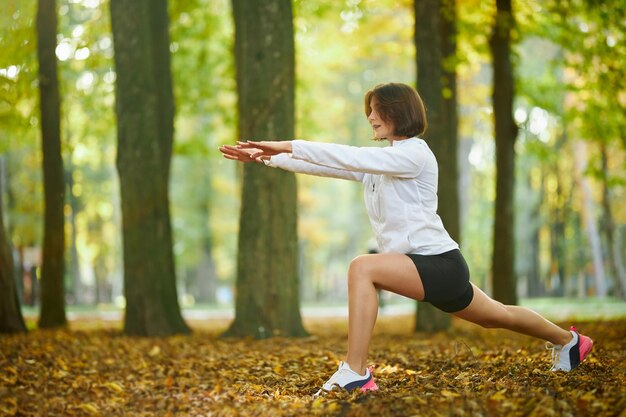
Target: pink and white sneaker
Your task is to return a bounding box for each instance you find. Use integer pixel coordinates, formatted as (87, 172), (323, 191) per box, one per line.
(314, 362), (378, 397)
(547, 326), (594, 372)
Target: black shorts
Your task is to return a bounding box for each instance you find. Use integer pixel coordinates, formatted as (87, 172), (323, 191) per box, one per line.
(406, 249), (473, 313)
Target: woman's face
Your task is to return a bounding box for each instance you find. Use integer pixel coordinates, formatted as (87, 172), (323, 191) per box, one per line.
(367, 97), (395, 140)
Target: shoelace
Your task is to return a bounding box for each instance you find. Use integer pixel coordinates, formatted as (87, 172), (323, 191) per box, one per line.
(546, 342), (563, 371)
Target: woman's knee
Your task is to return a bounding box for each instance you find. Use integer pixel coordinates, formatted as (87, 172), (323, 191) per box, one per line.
(348, 255), (374, 287)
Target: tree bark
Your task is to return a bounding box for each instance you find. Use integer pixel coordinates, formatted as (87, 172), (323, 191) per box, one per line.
(110, 0), (189, 336)
(223, 0), (307, 338)
(414, 0), (458, 332)
(489, 0), (519, 305)
(37, 0), (67, 329)
(0, 157), (26, 333)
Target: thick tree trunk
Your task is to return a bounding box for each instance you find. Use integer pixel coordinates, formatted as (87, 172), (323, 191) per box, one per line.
(37, 0), (67, 329)
(489, 0), (519, 305)
(414, 0), (458, 332)
(0, 157), (26, 333)
(110, 0), (189, 336)
(224, 0), (306, 338)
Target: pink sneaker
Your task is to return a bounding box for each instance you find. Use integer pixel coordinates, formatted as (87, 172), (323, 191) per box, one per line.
(313, 362), (378, 397)
(547, 326), (594, 372)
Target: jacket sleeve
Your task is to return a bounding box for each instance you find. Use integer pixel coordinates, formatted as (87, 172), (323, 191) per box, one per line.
(265, 153), (364, 182)
(290, 140), (426, 178)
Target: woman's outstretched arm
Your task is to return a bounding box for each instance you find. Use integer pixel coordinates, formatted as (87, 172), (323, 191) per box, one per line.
(219, 141), (364, 182)
(240, 139), (427, 179)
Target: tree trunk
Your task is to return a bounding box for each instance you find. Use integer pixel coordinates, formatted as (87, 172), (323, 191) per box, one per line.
(489, 0), (519, 305)
(0, 157), (27, 333)
(66, 158), (83, 304)
(413, 0), (458, 332)
(110, 0), (189, 336)
(37, 0), (67, 329)
(195, 165), (217, 304)
(516, 156), (542, 298)
(572, 140), (607, 297)
(599, 143), (626, 298)
(223, 0), (307, 339)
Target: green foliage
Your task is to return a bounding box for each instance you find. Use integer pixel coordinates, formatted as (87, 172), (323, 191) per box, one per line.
(1, 1), (41, 248)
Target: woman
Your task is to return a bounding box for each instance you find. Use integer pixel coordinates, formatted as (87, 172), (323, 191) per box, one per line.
(219, 82), (593, 395)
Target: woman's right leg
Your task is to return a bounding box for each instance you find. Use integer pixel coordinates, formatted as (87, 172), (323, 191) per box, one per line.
(454, 284), (572, 345)
(315, 253), (425, 395)
(345, 253), (426, 375)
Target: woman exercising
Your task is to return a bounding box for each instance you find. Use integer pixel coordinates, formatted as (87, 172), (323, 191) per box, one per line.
(219, 82), (593, 395)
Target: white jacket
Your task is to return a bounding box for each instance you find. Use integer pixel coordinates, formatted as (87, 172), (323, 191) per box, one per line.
(265, 137), (459, 255)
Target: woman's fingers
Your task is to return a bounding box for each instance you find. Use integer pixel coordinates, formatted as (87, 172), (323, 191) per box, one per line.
(219, 144), (266, 163)
(219, 145), (243, 158)
(237, 140), (257, 148)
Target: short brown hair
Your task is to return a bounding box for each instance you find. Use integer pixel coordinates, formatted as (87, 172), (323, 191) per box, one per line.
(364, 83), (427, 139)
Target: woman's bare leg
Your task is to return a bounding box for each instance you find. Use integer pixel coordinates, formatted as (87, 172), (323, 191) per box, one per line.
(345, 254), (426, 375)
(344, 255), (573, 377)
(454, 284), (572, 345)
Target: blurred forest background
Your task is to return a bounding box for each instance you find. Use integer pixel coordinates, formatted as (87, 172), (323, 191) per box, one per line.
(1, 0), (625, 331)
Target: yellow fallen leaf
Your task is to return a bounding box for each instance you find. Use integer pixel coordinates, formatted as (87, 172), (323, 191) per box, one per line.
(103, 381), (124, 394)
(312, 397), (324, 409)
(77, 403), (100, 415)
(0, 397), (17, 416)
(454, 371), (469, 380)
(490, 389), (508, 401)
(56, 358), (69, 371)
(148, 346), (161, 356)
(327, 402), (340, 412)
(441, 389), (460, 398)
(403, 395), (427, 405)
(580, 390), (597, 401)
(52, 369), (69, 379)
(1, 367), (17, 384)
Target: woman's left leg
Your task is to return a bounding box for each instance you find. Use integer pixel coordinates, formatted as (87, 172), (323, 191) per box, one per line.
(454, 284), (572, 345)
(345, 253), (426, 375)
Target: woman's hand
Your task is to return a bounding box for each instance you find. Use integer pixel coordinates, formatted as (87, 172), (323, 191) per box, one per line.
(218, 145), (268, 163)
(219, 140), (292, 163)
(237, 140), (292, 159)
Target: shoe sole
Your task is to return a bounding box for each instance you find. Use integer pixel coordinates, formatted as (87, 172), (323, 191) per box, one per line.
(360, 379), (378, 393)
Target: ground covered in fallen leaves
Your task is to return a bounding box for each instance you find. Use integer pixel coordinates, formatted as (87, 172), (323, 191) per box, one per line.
(2, 315), (625, 416)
